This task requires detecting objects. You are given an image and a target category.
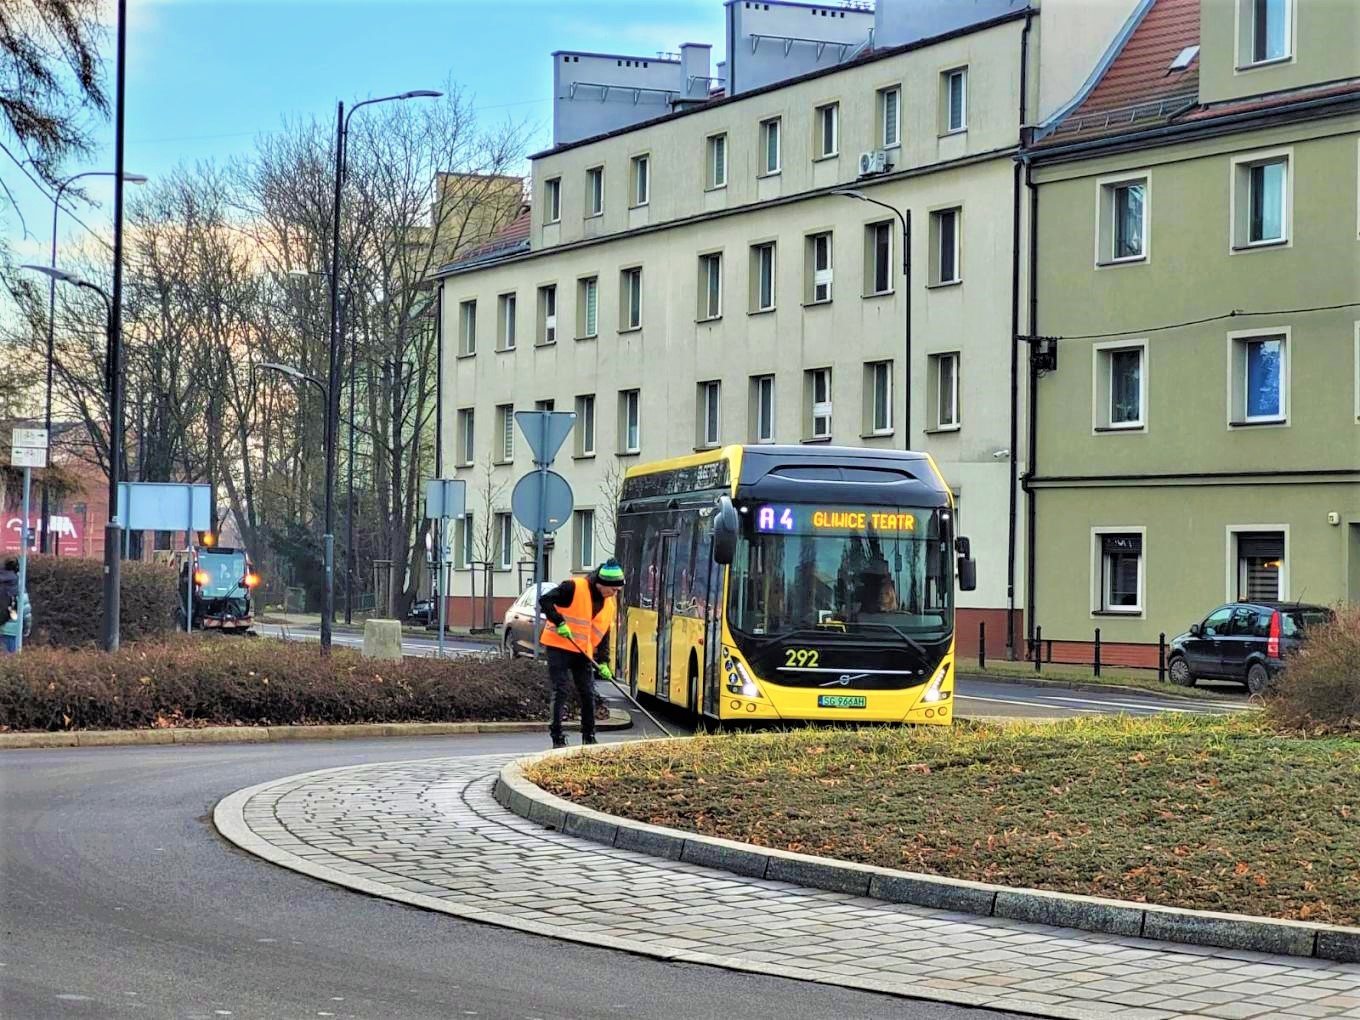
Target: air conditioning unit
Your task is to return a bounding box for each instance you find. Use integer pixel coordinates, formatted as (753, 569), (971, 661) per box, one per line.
(858, 149), (889, 177)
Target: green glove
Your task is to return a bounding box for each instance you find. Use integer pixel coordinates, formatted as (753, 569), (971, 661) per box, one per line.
(555, 622), (573, 639)
(596, 663), (613, 681)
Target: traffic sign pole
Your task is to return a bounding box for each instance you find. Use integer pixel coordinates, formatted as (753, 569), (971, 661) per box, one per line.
(532, 415), (549, 660)
(15, 466), (31, 653)
(10, 428), (48, 655)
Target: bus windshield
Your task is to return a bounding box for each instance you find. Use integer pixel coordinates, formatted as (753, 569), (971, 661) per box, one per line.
(727, 504), (953, 643)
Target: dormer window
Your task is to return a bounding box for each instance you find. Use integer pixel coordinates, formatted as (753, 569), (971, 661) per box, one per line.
(1238, 0), (1292, 68)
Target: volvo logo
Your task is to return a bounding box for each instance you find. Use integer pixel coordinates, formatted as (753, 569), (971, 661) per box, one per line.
(820, 673), (869, 687)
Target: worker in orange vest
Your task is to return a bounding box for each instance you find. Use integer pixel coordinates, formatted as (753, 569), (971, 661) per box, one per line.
(538, 558), (624, 748)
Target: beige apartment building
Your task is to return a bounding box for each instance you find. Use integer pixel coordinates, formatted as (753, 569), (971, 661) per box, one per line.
(434, 3), (1109, 655)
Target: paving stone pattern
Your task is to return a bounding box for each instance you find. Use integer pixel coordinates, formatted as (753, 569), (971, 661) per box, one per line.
(230, 756), (1360, 1020)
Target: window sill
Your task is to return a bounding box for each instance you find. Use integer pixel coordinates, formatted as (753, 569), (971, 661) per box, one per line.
(758, 170), (782, 179)
(585, 212), (603, 220)
(456, 351), (476, 360)
(1095, 423), (1145, 433)
(1236, 55), (1292, 71)
(1230, 417), (1288, 428)
(492, 458), (513, 467)
(455, 462), (474, 470)
(1232, 238), (1288, 252)
(694, 444), (723, 453)
(939, 127), (967, 138)
(1096, 255), (1147, 268)
(860, 430), (895, 440)
(748, 307), (776, 317)
(495, 345), (516, 355)
(1093, 608), (1143, 617)
(545, 217), (561, 226)
(802, 436), (832, 445)
(924, 425), (961, 435)
(704, 183), (728, 193)
(801, 298), (832, 308)
(695, 314), (723, 324)
(576, 334), (598, 342)
(926, 278), (962, 290)
(618, 326), (641, 335)
(535, 339), (557, 348)
(628, 202), (649, 210)
(863, 289), (895, 299)
(616, 450), (641, 459)
(571, 452), (596, 461)
(812, 153), (838, 163)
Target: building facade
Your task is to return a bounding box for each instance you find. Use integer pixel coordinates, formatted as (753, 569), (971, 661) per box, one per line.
(1026, 0), (1360, 659)
(436, 8), (1060, 651)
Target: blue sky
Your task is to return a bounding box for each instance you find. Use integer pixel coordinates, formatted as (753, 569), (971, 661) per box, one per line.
(4, 0), (726, 262)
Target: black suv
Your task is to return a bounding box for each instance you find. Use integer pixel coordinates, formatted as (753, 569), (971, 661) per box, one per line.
(1167, 601), (1334, 694)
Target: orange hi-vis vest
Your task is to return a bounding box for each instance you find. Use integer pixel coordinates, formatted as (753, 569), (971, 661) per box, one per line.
(540, 580), (617, 660)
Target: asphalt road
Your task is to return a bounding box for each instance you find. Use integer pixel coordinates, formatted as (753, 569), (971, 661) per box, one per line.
(1, 732), (1021, 1020)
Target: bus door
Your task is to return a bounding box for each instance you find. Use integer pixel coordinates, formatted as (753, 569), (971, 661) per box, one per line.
(702, 553), (723, 716)
(655, 532), (677, 701)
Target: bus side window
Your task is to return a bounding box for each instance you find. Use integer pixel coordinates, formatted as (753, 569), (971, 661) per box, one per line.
(618, 530), (639, 604)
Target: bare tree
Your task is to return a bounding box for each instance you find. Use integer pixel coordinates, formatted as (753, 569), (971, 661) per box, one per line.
(598, 459), (628, 558)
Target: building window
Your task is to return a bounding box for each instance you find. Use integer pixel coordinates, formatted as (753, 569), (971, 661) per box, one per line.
(537, 284), (557, 345)
(1235, 156), (1288, 247)
(456, 408), (475, 466)
(544, 177), (561, 223)
(750, 242), (776, 312)
(1095, 343), (1146, 430)
(751, 374), (775, 443)
(865, 361), (893, 435)
(1096, 532), (1143, 613)
(805, 367), (832, 440)
(1234, 530), (1285, 600)
(535, 398), (555, 413)
(458, 299), (476, 355)
(698, 380), (721, 448)
(941, 68), (967, 134)
(879, 86), (901, 148)
(1240, 0), (1290, 65)
(574, 509), (595, 571)
(929, 352), (960, 430)
(707, 133), (727, 189)
(574, 394), (595, 457)
(619, 389), (641, 454)
(1099, 176), (1148, 264)
(760, 117), (781, 175)
(631, 154), (650, 206)
(930, 208), (961, 285)
(1230, 332), (1288, 424)
(814, 102), (838, 159)
(620, 267), (642, 331)
(577, 276), (598, 338)
(805, 232), (832, 304)
(698, 252), (722, 320)
(495, 403), (514, 463)
(586, 166), (604, 217)
(456, 512), (474, 569)
(495, 512), (513, 571)
(497, 292), (516, 351)
(865, 221), (893, 295)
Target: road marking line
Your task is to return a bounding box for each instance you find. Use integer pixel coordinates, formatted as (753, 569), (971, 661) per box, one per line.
(955, 694), (1102, 714)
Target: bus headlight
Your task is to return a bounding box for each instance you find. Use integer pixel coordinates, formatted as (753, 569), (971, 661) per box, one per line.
(733, 659), (761, 699)
(921, 662), (950, 703)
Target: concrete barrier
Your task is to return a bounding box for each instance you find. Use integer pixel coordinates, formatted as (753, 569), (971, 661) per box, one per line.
(362, 619), (403, 661)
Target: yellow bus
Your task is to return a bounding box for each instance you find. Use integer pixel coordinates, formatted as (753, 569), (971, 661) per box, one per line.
(616, 444), (976, 726)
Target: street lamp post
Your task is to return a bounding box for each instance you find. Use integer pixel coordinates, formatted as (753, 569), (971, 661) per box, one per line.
(40, 171), (147, 555)
(322, 89), (441, 655)
(832, 188), (912, 447)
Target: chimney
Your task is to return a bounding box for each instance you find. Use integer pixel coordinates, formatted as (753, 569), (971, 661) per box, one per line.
(679, 42), (712, 100)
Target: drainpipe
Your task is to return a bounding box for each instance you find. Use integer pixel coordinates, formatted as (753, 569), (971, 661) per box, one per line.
(1023, 157), (1040, 649)
(1006, 8), (1034, 659)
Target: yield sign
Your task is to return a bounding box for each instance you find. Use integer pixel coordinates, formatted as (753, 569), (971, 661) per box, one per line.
(515, 410), (576, 466)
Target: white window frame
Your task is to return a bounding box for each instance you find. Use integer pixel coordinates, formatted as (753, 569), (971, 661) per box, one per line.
(457, 408), (475, 466)
(498, 292), (516, 351)
(544, 177), (561, 223)
(868, 220), (894, 296)
(808, 367), (832, 440)
(622, 267), (642, 331)
(1092, 339), (1148, 433)
(576, 394), (596, 457)
(495, 512), (513, 571)
(631, 153), (650, 207)
(869, 361), (893, 435)
(815, 102), (838, 159)
(879, 85), (901, 149)
(760, 117), (781, 176)
(579, 276), (598, 339)
(931, 207), (961, 285)
(943, 68), (967, 134)
(458, 512), (474, 569)
(621, 389), (640, 454)
(810, 232), (833, 304)
(934, 352), (960, 430)
(1354, 321), (1360, 425)
(1095, 171), (1151, 267)
(586, 165), (604, 217)
(1225, 524), (1289, 602)
(707, 133), (728, 190)
(574, 509), (595, 571)
(1227, 327), (1290, 427)
(458, 299), (477, 355)
(1090, 526), (1146, 617)
(753, 375), (775, 443)
(1236, 0), (1294, 69)
(539, 284), (557, 345)
(496, 403), (515, 463)
(700, 380), (721, 448)
(1229, 148), (1292, 252)
(700, 252), (723, 320)
(754, 242), (776, 312)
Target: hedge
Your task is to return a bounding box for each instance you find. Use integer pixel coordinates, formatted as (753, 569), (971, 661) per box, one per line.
(0, 636), (569, 731)
(1267, 605), (1360, 733)
(18, 555), (179, 647)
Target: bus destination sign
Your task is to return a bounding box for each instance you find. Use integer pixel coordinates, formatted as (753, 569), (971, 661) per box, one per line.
(755, 505), (916, 534)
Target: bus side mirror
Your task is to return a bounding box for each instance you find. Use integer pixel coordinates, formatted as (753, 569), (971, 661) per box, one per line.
(954, 536), (971, 558)
(713, 496), (739, 565)
(957, 557), (977, 592)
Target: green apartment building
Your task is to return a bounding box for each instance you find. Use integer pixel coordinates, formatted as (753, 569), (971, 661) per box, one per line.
(1024, 0), (1360, 658)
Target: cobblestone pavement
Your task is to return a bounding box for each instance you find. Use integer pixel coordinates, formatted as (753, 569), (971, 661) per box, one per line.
(218, 754), (1360, 1020)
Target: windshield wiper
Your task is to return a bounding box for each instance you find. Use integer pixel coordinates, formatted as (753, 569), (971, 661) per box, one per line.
(849, 621), (930, 658)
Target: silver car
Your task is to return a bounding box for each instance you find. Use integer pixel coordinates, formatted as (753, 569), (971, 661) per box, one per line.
(501, 583), (553, 657)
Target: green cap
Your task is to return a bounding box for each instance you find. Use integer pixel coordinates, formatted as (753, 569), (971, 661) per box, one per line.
(596, 559), (624, 583)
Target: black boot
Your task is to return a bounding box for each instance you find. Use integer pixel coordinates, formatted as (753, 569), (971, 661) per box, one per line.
(582, 734), (598, 746)
(551, 735), (568, 749)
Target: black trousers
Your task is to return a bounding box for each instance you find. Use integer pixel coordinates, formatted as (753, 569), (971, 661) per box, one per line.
(547, 646), (596, 742)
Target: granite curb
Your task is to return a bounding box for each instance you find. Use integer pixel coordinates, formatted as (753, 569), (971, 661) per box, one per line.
(496, 751), (1360, 965)
(0, 709), (631, 750)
